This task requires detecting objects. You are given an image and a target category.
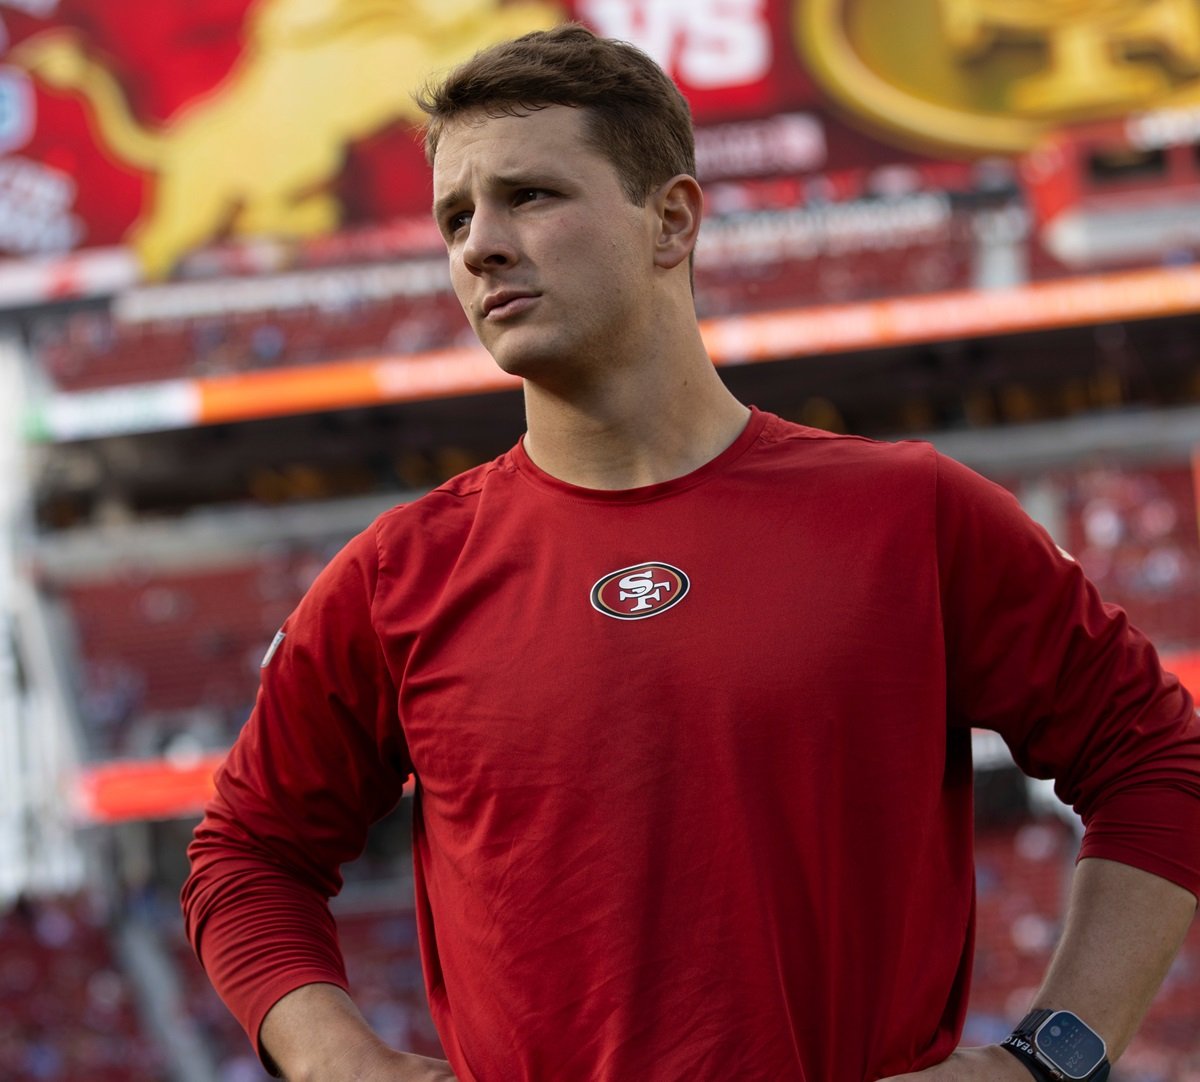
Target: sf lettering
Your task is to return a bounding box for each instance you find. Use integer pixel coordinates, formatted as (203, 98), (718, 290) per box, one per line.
(618, 569), (673, 612)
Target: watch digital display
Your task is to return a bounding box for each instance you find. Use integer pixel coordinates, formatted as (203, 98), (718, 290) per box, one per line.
(1035, 1011), (1107, 1080)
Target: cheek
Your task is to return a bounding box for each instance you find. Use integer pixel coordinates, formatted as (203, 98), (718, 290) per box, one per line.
(448, 260), (476, 310)
(561, 228), (640, 292)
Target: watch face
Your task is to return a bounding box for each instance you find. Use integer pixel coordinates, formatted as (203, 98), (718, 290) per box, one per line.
(1035, 1011), (1107, 1080)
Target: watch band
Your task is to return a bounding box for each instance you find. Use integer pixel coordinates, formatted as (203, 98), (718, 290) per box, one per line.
(1002, 1008), (1111, 1082)
(1002, 1038), (1059, 1082)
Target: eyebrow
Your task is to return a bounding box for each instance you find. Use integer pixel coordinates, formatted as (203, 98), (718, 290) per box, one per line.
(432, 188), (466, 223)
(432, 172), (566, 222)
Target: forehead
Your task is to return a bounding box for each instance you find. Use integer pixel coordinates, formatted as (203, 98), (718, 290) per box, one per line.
(432, 105), (613, 197)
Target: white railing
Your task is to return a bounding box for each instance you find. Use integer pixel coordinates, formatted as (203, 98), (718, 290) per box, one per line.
(0, 330), (83, 904)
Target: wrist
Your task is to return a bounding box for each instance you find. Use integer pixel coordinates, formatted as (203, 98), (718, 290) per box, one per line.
(261, 982), (392, 1081)
(1002, 1008), (1110, 1082)
(282, 1031), (397, 1082)
(1001, 1039), (1057, 1082)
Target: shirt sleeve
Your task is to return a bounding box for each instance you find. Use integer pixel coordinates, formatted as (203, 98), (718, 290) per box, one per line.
(180, 521), (413, 1068)
(935, 452), (1200, 899)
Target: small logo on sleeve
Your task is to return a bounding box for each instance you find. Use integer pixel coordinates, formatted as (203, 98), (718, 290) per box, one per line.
(590, 562), (690, 621)
(260, 630), (286, 667)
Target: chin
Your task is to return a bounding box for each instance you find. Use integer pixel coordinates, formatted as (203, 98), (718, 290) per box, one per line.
(486, 338), (565, 381)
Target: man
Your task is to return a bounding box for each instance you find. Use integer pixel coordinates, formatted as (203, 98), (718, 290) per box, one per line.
(183, 24), (1200, 1082)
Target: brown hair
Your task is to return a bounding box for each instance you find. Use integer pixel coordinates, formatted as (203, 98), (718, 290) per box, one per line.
(415, 23), (695, 206)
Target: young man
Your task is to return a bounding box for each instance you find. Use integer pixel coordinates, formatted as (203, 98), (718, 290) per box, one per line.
(183, 24), (1200, 1082)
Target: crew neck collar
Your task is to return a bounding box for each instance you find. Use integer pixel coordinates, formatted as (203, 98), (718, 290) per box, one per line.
(511, 407), (770, 504)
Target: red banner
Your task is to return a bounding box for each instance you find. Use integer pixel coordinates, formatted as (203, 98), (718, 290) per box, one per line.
(0, 0), (969, 280)
(5, 1), (1200, 289)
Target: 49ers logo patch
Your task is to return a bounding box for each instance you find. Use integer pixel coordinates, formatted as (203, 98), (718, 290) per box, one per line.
(590, 562), (690, 621)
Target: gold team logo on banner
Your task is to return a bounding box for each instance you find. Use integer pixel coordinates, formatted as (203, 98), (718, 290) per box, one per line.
(12, 0), (561, 278)
(797, 0), (1200, 154)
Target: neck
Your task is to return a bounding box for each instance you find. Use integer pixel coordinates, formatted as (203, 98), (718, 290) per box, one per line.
(520, 326), (751, 490)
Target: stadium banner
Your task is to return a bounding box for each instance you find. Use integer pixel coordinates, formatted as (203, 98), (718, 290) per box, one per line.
(5, 0), (1200, 298)
(26, 261), (1200, 441)
(71, 752), (416, 824)
(71, 753), (223, 824)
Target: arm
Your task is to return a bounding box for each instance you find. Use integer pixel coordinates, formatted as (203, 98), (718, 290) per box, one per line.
(182, 525), (424, 1075)
(1033, 857), (1195, 1058)
(914, 454), (1200, 1080)
(259, 983), (458, 1082)
(881, 856), (1196, 1080)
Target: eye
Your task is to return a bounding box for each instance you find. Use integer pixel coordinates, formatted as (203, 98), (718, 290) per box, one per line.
(513, 188), (551, 206)
(444, 209), (471, 236)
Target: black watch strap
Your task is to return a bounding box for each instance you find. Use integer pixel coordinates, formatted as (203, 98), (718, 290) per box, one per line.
(1002, 1009), (1111, 1082)
(1002, 1038), (1058, 1082)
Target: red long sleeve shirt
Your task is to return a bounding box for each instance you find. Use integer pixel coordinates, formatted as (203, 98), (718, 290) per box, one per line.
(183, 409), (1200, 1081)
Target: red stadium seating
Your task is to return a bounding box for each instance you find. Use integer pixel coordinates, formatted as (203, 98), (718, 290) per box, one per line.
(57, 544), (342, 758)
(31, 295), (473, 392)
(0, 896), (165, 1081)
(1059, 462), (1200, 651)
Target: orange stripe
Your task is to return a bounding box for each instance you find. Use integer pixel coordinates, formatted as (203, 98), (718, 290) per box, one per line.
(700, 265), (1200, 363)
(73, 754), (416, 824)
(196, 358), (390, 424)
(1165, 651), (1200, 699)
(167, 265), (1200, 426)
(74, 754), (225, 823)
(195, 348), (518, 425)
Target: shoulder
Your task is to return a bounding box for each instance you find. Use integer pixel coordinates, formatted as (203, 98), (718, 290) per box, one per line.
(752, 411), (940, 490)
(370, 452), (518, 557)
(757, 411), (934, 462)
(290, 454), (519, 622)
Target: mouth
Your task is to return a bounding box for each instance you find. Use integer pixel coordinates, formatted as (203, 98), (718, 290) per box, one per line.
(482, 291), (540, 320)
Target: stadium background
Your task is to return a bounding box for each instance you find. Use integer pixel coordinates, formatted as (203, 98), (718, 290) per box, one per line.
(1, 0), (1199, 1078)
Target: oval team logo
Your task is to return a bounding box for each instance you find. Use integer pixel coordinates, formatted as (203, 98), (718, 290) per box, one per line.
(797, 0), (1200, 156)
(590, 562), (690, 621)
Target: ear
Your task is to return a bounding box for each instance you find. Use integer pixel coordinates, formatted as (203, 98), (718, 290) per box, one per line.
(652, 174), (703, 271)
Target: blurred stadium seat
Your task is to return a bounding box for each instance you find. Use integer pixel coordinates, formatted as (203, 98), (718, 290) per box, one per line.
(0, 895), (165, 1081)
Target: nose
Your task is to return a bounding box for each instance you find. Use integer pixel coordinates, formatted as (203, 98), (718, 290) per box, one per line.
(461, 204), (517, 276)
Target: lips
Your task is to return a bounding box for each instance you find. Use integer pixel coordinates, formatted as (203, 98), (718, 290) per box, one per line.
(482, 290), (539, 318)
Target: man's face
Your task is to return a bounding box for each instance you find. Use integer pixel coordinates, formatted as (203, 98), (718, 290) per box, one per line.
(432, 105), (660, 383)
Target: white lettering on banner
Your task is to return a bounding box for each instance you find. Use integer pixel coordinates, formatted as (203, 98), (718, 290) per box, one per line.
(580, 0), (771, 89)
(0, 156), (82, 254)
(696, 194), (953, 267)
(40, 381), (200, 441)
(695, 114), (826, 180)
(115, 259), (452, 323)
(0, 1), (61, 16)
(0, 67), (33, 154)
(1128, 106), (1200, 150)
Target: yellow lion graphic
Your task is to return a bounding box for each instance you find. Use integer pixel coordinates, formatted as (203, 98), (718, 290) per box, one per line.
(13, 0), (561, 278)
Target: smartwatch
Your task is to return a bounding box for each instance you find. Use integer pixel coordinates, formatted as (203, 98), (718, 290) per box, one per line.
(1001, 1008), (1110, 1081)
